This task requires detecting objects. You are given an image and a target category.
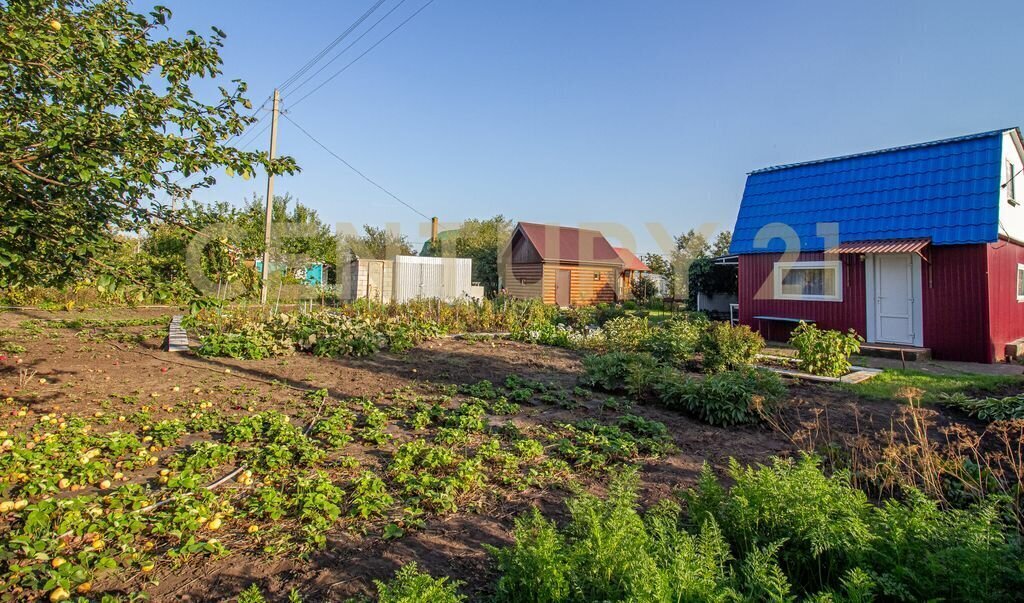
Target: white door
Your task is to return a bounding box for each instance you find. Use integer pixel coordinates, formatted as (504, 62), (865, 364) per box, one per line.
(874, 254), (916, 345)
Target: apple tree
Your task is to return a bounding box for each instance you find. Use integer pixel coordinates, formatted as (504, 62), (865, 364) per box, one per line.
(0, 0), (298, 290)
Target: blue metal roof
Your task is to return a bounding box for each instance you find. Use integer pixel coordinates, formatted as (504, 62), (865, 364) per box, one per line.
(730, 129), (1007, 254)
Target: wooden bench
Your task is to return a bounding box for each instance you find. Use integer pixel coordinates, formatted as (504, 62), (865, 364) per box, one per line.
(752, 316), (814, 341)
(752, 316), (815, 324)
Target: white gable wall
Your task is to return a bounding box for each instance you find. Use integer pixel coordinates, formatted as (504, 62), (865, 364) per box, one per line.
(998, 129), (1024, 242)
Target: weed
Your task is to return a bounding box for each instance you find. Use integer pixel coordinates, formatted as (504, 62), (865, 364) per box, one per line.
(375, 563), (465, 603)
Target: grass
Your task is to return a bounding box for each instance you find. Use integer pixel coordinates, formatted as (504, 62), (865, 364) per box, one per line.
(843, 369), (1022, 403)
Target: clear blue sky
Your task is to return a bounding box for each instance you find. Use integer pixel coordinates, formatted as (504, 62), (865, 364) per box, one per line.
(155, 0), (1024, 254)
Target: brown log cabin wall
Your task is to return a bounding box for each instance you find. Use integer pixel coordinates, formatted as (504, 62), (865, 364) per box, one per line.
(503, 262), (544, 300)
(543, 263), (617, 305)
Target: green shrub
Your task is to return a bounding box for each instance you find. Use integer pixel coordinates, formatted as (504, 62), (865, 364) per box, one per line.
(789, 322), (861, 377)
(197, 322), (292, 360)
(643, 314), (708, 363)
(865, 489), (1024, 602)
(490, 468), (739, 603)
(687, 456), (874, 590)
(656, 367), (786, 426)
(592, 302), (627, 325)
(556, 306), (598, 328)
(482, 456), (1024, 603)
(580, 351), (656, 392)
(289, 312), (385, 357)
(375, 563), (465, 603)
(601, 315), (653, 351)
(698, 322), (764, 373)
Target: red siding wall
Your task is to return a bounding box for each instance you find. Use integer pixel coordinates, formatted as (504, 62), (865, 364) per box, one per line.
(739, 246), (994, 362)
(738, 253), (866, 341)
(986, 239), (1024, 362)
(922, 245), (991, 363)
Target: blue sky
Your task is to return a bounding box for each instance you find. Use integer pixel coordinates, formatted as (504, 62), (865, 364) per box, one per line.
(157, 0), (1024, 254)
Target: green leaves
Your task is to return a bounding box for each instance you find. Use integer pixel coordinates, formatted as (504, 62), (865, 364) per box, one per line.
(789, 323), (862, 378)
(0, 0), (298, 287)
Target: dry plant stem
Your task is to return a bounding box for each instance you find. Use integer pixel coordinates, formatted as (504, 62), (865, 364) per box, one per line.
(17, 368), (37, 389)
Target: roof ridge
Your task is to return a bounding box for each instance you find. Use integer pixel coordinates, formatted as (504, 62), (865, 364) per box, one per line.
(518, 221), (606, 235)
(749, 129), (1009, 175)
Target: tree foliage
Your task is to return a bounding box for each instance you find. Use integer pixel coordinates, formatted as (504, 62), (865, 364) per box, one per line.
(0, 0), (297, 288)
(342, 225), (414, 260)
(422, 215), (513, 295)
(710, 231), (732, 257)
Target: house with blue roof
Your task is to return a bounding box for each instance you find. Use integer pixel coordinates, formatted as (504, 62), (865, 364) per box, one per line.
(729, 128), (1024, 363)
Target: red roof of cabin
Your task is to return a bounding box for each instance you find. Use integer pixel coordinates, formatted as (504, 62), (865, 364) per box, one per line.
(516, 222), (622, 265)
(613, 247), (650, 271)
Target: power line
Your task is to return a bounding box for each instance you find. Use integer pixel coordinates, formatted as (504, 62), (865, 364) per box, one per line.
(289, 0), (437, 109)
(285, 0), (411, 99)
(224, 0), (390, 150)
(282, 112), (430, 220)
(279, 0), (390, 92)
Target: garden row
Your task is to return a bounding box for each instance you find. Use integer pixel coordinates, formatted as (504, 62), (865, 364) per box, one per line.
(191, 299), (864, 379)
(0, 377), (672, 601)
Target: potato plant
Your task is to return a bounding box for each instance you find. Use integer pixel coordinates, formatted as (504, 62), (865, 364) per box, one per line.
(0, 373), (675, 601)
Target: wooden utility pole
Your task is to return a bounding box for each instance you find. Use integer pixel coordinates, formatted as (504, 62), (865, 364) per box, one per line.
(260, 89), (281, 305)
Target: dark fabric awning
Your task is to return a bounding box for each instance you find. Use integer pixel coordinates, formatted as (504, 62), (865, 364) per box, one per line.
(826, 238), (930, 259)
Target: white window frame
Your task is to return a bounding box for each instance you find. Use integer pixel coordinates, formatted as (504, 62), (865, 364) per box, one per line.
(1008, 160), (1017, 204)
(1017, 263), (1024, 302)
(773, 260), (843, 302)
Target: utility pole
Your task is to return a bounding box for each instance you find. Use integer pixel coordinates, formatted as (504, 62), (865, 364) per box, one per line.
(260, 89), (281, 305)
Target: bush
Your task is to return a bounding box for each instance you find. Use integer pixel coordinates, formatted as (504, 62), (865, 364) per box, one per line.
(580, 352), (657, 392)
(556, 306), (597, 329)
(593, 302), (627, 325)
(865, 489), (1024, 601)
(196, 322), (292, 360)
(644, 314), (708, 363)
(789, 322), (861, 377)
(656, 367), (786, 426)
(601, 315), (653, 351)
(490, 468), (739, 603)
(698, 322), (764, 373)
(687, 456), (874, 589)
(684, 455), (1024, 601)
(375, 563), (465, 603)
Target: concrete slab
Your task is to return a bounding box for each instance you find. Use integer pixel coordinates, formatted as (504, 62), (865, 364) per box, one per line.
(764, 343), (1024, 377)
(756, 354), (882, 383)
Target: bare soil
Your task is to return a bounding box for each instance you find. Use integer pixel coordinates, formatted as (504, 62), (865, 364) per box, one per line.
(0, 308), (1006, 601)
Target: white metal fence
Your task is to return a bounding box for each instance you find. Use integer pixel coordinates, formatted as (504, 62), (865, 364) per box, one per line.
(391, 256), (474, 303)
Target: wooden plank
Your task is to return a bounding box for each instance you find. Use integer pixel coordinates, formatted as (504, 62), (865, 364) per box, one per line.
(167, 315), (190, 352)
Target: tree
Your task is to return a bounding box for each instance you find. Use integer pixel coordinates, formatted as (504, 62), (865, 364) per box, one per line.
(710, 230), (733, 257)
(674, 229), (711, 260)
(422, 215), (513, 295)
(630, 274), (658, 304)
(342, 225), (414, 260)
(0, 0), (297, 289)
(687, 257), (738, 309)
(668, 229), (711, 299)
(236, 194), (336, 267)
(641, 253), (670, 277)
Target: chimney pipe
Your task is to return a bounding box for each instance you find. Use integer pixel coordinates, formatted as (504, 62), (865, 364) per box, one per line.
(431, 217), (439, 245)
